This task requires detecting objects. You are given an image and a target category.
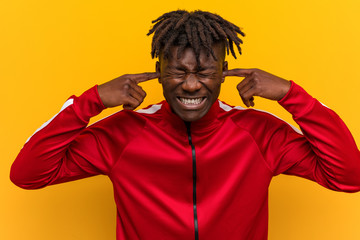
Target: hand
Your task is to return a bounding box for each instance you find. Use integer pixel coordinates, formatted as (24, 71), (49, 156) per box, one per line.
(97, 72), (160, 110)
(223, 68), (291, 107)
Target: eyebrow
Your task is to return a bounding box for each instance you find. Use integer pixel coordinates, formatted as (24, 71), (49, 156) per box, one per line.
(167, 66), (218, 71)
(197, 66), (217, 71)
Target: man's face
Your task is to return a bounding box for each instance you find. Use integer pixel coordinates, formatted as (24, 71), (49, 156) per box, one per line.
(156, 43), (228, 122)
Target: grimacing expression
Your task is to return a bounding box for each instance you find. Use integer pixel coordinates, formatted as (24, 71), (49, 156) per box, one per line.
(156, 43), (228, 122)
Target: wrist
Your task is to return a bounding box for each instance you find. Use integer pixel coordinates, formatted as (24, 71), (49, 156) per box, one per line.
(277, 80), (292, 101)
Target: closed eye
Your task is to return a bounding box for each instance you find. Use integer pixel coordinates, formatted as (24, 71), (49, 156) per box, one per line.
(197, 72), (217, 78)
(164, 71), (186, 78)
(164, 70), (217, 79)
(197, 73), (211, 78)
(172, 73), (186, 78)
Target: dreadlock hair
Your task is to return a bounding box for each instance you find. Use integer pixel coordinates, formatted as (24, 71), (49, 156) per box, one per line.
(147, 10), (245, 64)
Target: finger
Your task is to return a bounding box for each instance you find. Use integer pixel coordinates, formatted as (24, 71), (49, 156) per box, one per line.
(129, 86), (146, 103)
(123, 78), (146, 98)
(240, 94), (253, 108)
(123, 104), (135, 110)
(249, 97), (255, 107)
(128, 72), (160, 83)
(237, 77), (256, 108)
(123, 80), (146, 109)
(123, 95), (141, 110)
(243, 98), (254, 107)
(241, 87), (257, 107)
(235, 76), (254, 108)
(132, 85), (147, 99)
(223, 68), (254, 77)
(236, 75), (253, 94)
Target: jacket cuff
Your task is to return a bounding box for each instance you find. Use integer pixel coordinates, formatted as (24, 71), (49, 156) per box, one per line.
(278, 81), (316, 118)
(72, 85), (107, 122)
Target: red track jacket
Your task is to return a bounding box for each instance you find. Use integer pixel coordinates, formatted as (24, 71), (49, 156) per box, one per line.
(11, 81), (360, 239)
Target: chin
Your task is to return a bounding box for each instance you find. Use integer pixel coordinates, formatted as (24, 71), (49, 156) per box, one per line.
(168, 99), (212, 122)
(177, 111), (207, 122)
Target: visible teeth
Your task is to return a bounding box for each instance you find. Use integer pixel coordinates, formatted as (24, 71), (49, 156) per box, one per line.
(180, 97), (203, 105)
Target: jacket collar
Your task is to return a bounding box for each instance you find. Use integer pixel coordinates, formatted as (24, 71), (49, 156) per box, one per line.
(161, 100), (222, 135)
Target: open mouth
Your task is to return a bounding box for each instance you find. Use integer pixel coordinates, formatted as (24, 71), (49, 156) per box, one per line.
(177, 97), (206, 108)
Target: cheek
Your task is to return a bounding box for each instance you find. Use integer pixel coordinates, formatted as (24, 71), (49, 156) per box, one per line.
(161, 78), (183, 89)
(161, 81), (177, 98)
(202, 78), (222, 90)
(208, 82), (222, 98)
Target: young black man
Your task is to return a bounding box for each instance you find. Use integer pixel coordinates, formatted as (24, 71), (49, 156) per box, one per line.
(11, 10), (360, 240)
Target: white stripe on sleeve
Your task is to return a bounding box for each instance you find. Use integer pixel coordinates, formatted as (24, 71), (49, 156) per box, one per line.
(25, 99), (74, 143)
(218, 100), (302, 135)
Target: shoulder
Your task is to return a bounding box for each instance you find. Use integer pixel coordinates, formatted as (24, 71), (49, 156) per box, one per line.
(218, 100), (301, 134)
(218, 100), (276, 122)
(71, 102), (165, 146)
(86, 101), (165, 134)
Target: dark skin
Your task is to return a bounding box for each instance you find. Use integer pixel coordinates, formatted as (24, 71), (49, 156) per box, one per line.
(155, 43), (227, 122)
(97, 44), (291, 120)
(97, 72), (160, 110)
(224, 68), (291, 107)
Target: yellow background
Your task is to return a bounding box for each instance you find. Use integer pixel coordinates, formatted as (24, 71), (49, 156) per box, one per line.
(2, 0), (360, 239)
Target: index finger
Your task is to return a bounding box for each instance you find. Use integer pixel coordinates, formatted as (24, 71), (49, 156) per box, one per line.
(128, 72), (160, 83)
(223, 68), (254, 77)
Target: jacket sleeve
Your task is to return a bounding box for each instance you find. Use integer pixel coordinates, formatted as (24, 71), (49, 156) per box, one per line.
(258, 82), (360, 192)
(266, 81), (360, 192)
(10, 86), (110, 189)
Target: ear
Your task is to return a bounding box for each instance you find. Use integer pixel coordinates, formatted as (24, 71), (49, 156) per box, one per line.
(222, 61), (228, 83)
(156, 61), (161, 84)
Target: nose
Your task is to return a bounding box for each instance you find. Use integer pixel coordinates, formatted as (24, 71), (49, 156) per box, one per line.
(182, 73), (202, 92)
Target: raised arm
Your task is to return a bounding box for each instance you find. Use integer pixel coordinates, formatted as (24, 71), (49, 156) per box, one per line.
(224, 68), (360, 192)
(10, 72), (159, 189)
(223, 68), (291, 107)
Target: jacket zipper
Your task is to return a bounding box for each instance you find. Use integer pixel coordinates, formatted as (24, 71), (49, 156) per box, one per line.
(186, 122), (199, 240)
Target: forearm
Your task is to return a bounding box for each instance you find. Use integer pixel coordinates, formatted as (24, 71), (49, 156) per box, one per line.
(279, 82), (360, 192)
(10, 86), (106, 189)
